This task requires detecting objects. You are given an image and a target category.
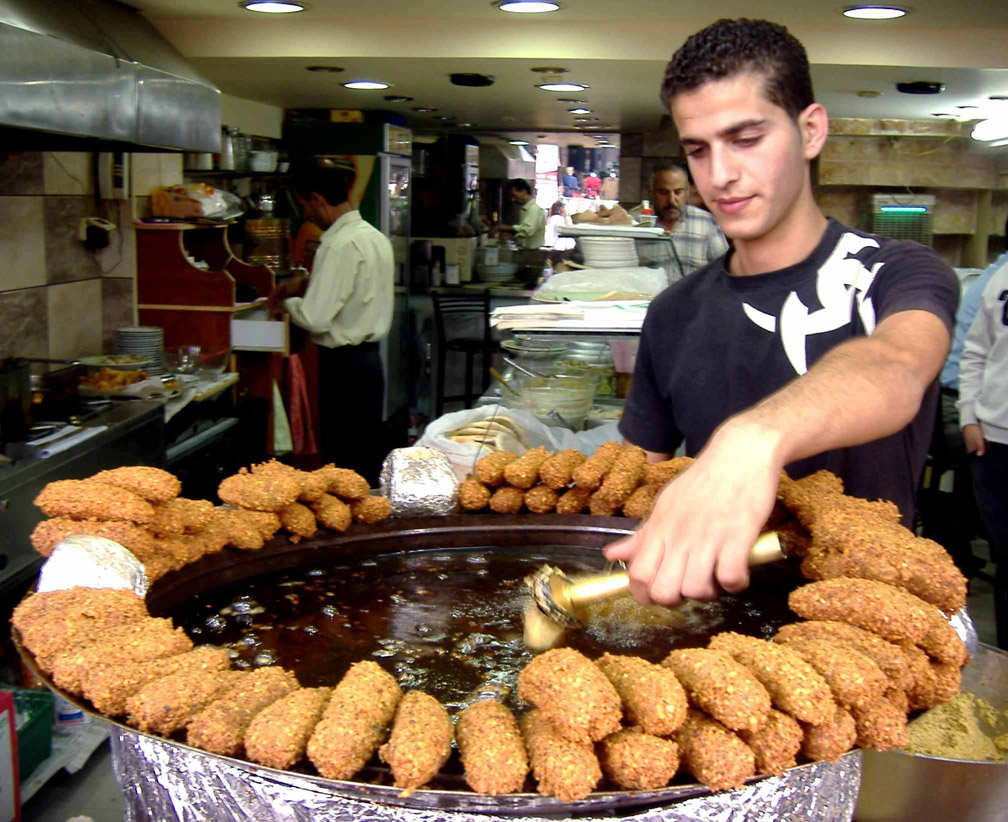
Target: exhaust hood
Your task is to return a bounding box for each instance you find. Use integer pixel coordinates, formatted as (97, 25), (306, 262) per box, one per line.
(0, 0), (220, 152)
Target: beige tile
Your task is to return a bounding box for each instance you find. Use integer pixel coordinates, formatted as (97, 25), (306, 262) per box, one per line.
(43, 152), (94, 195)
(159, 153), (184, 186)
(0, 197), (46, 292)
(0, 152), (43, 195)
(0, 288), (47, 359)
(131, 153), (163, 197)
(47, 279), (103, 359)
(43, 197), (102, 284)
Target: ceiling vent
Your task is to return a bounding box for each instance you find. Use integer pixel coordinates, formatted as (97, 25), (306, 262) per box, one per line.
(450, 73), (495, 87)
(895, 81), (945, 95)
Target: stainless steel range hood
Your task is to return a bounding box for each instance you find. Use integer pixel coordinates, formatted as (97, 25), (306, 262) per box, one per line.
(0, 0), (220, 152)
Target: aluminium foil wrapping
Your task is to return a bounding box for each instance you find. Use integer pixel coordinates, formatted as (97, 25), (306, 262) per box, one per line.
(380, 447), (459, 517)
(111, 728), (860, 822)
(36, 534), (148, 597)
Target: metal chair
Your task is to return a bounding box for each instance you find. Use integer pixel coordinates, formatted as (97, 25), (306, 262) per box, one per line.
(431, 291), (497, 418)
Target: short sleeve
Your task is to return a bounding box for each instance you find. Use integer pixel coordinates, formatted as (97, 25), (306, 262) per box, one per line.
(869, 242), (959, 336)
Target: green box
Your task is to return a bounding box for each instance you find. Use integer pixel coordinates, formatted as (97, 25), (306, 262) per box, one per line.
(11, 689), (53, 782)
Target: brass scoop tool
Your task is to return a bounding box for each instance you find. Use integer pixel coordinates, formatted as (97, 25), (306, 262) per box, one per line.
(522, 530), (784, 651)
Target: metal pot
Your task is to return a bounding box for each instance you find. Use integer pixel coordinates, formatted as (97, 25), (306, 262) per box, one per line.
(0, 357), (31, 444)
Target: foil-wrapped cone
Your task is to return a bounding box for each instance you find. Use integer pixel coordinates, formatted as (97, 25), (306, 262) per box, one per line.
(380, 447), (459, 517)
(36, 534), (148, 598)
(111, 728), (861, 822)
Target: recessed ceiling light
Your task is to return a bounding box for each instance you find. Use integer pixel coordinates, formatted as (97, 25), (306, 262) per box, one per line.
(306, 65), (344, 73)
(971, 117), (1008, 142)
(988, 138), (1008, 148)
(955, 105), (978, 110)
(384, 95), (413, 103)
(931, 113), (953, 118)
(538, 83), (588, 93)
(991, 96), (1008, 102)
(458, 122), (475, 128)
(412, 107), (437, 113)
(574, 118), (593, 123)
(568, 107), (591, 114)
(343, 80), (389, 90)
(856, 89), (881, 98)
(509, 140), (530, 146)
(842, 6), (907, 19)
(557, 98), (586, 104)
(498, 2), (561, 14)
(241, 1), (306, 12)
(437, 115), (457, 121)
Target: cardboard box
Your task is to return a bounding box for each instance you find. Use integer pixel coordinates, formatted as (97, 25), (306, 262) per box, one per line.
(0, 692), (21, 822)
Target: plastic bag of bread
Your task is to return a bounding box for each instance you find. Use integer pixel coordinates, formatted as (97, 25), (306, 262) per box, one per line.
(151, 184), (243, 221)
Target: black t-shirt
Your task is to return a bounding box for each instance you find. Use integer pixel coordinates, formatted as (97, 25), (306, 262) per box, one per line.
(618, 218), (960, 523)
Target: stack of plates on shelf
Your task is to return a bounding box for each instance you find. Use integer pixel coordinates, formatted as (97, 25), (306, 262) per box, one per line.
(115, 326), (165, 375)
(578, 237), (640, 269)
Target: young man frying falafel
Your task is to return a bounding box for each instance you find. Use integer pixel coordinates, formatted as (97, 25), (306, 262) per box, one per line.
(605, 19), (959, 607)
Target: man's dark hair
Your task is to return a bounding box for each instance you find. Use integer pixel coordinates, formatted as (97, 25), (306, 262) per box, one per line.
(660, 18), (814, 120)
(507, 178), (533, 195)
(290, 156), (354, 206)
(654, 163), (690, 182)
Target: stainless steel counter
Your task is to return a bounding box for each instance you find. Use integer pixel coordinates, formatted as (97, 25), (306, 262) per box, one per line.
(0, 400), (165, 595)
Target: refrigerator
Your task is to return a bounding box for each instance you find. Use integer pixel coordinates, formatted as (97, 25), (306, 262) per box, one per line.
(284, 122), (412, 425)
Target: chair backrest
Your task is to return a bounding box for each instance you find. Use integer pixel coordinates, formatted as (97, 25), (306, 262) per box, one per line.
(431, 291), (492, 346)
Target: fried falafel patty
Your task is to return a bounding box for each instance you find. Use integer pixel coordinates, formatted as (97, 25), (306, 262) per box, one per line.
(800, 703), (857, 762)
(474, 451), (519, 488)
(708, 632), (834, 726)
(279, 501), (318, 540)
(125, 669), (248, 735)
(643, 457), (695, 489)
(49, 617), (194, 695)
(738, 708), (803, 775)
(314, 465), (370, 500)
(850, 696), (909, 750)
(307, 661), (402, 780)
(350, 495), (391, 524)
(217, 470), (300, 513)
(772, 637), (888, 711)
(661, 648), (771, 734)
(931, 661), (963, 704)
(571, 441), (622, 491)
(209, 508), (265, 550)
(555, 486), (592, 515)
(520, 709), (601, 802)
(489, 485), (524, 514)
(149, 497), (216, 537)
(503, 446), (551, 490)
(918, 612), (968, 667)
(598, 728), (680, 790)
(378, 691), (454, 795)
(12, 587), (150, 672)
(774, 621), (915, 694)
(245, 686), (333, 770)
(673, 709), (756, 792)
(588, 491), (621, 517)
(594, 445), (646, 506)
(788, 578), (934, 645)
(29, 517), (155, 558)
(455, 698), (528, 796)
(311, 493), (352, 531)
(524, 484), (559, 514)
(34, 480), (154, 524)
(252, 459), (328, 503)
(81, 646), (232, 716)
(92, 466), (181, 502)
(186, 666), (300, 756)
(517, 648), (622, 745)
(539, 449), (587, 490)
(595, 653), (688, 737)
(458, 478), (492, 511)
(621, 484), (659, 520)
(898, 641), (941, 711)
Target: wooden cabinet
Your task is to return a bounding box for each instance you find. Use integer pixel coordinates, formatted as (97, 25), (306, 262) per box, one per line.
(136, 222), (289, 356)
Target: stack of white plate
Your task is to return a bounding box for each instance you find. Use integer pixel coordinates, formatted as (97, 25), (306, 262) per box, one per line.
(578, 237), (640, 268)
(115, 326), (165, 375)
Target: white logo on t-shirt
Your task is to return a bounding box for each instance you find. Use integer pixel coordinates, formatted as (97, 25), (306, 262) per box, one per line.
(742, 232), (882, 374)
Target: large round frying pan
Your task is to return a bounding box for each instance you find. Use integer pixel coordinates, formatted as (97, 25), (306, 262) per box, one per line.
(16, 515), (852, 817)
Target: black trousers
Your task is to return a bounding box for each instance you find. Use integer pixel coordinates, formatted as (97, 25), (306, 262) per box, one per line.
(317, 342), (385, 487)
(972, 441), (1008, 649)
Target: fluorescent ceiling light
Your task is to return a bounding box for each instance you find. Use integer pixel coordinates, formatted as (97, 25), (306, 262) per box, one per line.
(538, 83), (588, 92)
(497, 1), (560, 12)
(971, 118), (1008, 141)
(568, 107), (591, 114)
(843, 6), (906, 19)
(241, 1), (305, 12)
(880, 205), (927, 214)
(988, 138), (1008, 148)
(509, 140), (530, 145)
(343, 80), (389, 90)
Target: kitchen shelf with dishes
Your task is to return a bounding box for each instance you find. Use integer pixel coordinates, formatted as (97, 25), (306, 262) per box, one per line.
(182, 170), (288, 179)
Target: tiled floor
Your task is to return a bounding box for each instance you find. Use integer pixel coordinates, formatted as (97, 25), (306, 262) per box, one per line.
(24, 552), (1001, 822)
